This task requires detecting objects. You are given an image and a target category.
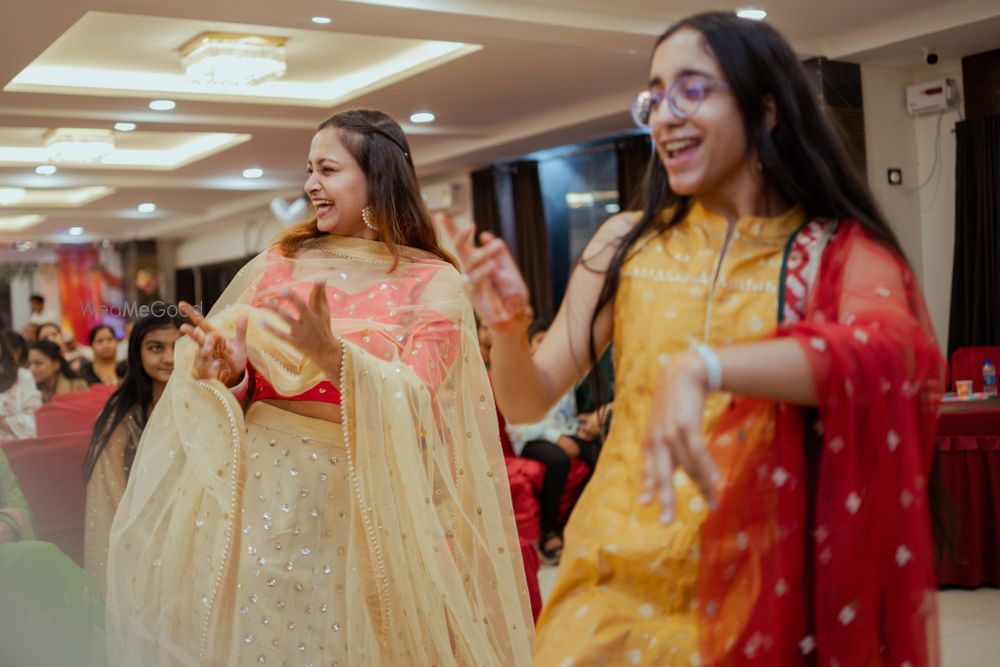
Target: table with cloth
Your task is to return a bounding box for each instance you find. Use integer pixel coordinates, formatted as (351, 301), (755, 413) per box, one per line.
(935, 397), (1000, 587)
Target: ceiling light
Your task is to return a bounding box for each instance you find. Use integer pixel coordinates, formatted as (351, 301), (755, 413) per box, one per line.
(35, 165), (58, 175)
(410, 112), (436, 123)
(311, 16), (332, 24)
(149, 99), (176, 111)
(242, 167), (264, 179)
(45, 128), (115, 164)
(180, 32), (288, 86)
(0, 188), (27, 206)
(0, 216), (44, 233)
(137, 202), (157, 213)
(68, 226), (84, 236)
(736, 7), (767, 20)
(114, 122), (137, 131)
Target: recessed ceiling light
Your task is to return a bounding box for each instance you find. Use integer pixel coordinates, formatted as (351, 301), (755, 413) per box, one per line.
(137, 202), (157, 213)
(68, 226), (84, 236)
(736, 7), (767, 20)
(35, 165), (57, 175)
(410, 112), (436, 124)
(311, 16), (332, 24)
(0, 187), (27, 206)
(114, 122), (137, 131)
(242, 167), (264, 179)
(149, 99), (176, 111)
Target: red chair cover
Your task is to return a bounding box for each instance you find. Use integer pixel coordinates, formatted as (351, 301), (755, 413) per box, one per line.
(35, 385), (115, 437)
(1, 431), (91, 565)
(950, 346), (1000, 393)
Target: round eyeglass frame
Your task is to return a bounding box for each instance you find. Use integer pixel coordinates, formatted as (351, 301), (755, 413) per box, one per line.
(630, 75), (730, 128)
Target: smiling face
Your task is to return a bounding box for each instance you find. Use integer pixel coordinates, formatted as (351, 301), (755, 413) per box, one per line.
(648, 28), (761, 208)
(304, 127), (373, 239)
(140, 325), (179, 388)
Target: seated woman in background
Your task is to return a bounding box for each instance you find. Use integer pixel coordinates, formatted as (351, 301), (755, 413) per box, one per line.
(505, 322), (603, 564)
(0, 331), (42, 442)
(35, 322), (66, 353)
(28, 340), (89, 402)
(0, 447), (106, 667)
(4, 331), (29, 368)
(0, 331), (42, 440)
(83, 313), (181, 592)
(79, 325), (125, 386)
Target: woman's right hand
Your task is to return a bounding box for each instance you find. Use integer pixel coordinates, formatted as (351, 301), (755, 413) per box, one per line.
(437, 213), (531, 327)
(179, 302), (248, 386)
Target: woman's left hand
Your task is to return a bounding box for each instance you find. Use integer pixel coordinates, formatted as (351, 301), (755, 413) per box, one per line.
(260, 281), (343, 378)
(639, 350), (720, 523)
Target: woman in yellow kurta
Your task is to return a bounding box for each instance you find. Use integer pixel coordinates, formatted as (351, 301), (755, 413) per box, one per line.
(446, 11), (942, 667)
(534, 202), (803, 663)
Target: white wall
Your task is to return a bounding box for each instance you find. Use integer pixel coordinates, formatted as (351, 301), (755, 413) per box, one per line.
(862, 65), (925, 277)
(173, 172), (474, 269)
(174, 205), (283, 269)
(8, 252), (61, 333)
(861, 62), (962, 352)
(912, 61), (963, 352)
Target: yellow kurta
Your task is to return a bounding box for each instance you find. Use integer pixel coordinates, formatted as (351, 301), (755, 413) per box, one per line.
(533, 201), (804, 666)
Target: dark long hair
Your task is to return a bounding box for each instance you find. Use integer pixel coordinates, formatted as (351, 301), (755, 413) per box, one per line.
(585, 12), (951, 555)
(29, 340), (78, 382)
(88, 324), (116, 346)
(276, 109), (458, 270)
(585, 11), (906, 393)
(83, 313), (183, 482)
(0, 330), (17, 394)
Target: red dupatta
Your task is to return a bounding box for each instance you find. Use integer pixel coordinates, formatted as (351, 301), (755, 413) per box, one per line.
(697, 221), (944, 666)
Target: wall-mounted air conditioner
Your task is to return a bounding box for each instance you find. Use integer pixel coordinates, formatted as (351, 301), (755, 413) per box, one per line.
(905, 79), (957, 115)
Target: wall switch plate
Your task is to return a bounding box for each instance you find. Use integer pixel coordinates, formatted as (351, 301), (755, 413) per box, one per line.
(887, 168), (902, 185)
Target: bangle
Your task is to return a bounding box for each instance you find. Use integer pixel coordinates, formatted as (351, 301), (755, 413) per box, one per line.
(692, 343), (723, 393)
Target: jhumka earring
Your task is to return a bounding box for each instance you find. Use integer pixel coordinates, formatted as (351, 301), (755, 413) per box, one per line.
(362, 205), (377, 231)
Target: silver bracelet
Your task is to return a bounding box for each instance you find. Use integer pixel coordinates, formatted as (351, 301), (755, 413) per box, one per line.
(692, 343), (723, 393)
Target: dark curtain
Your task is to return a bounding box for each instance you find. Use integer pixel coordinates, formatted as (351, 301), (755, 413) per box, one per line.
(470, 167), (502, 238)
(616, 134), (653, 210)
(510, 161), (554, 322)
(948, 114), (1000, 356)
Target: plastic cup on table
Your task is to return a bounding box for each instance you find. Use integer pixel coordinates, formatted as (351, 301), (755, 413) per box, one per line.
(956, 380), (973, 399)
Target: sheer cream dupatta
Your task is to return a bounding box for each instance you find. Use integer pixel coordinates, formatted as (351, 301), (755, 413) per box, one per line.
(106, 236), (533, 666)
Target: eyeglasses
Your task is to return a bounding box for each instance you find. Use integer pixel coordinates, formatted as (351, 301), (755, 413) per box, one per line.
(630, 75), (731, 128)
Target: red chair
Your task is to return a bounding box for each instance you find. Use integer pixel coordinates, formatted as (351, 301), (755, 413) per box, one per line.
(950, 346), (1000, 393)
(1, 431), (91, 566)
(35, 385), (115, 437)
(496, 405), (592, 621)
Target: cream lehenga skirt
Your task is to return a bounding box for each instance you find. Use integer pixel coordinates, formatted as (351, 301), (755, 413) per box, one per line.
(232, 401), (351, 664)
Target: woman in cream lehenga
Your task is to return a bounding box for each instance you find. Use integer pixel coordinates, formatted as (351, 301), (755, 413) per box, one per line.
(105, 109), (533, 666)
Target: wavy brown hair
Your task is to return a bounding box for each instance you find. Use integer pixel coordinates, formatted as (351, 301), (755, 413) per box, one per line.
(276, 109), (458, 270)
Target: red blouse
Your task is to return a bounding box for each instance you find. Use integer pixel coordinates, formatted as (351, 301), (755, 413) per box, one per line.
(246, 359), (341, 405)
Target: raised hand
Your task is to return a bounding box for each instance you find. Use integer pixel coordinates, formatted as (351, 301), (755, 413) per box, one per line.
(259, 281), (343, 378)
(437, 213), (531, 327)
(179, 301), (248, 386)
(638, 351), (719, 523)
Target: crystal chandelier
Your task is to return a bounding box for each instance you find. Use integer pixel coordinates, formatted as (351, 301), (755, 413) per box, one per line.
(181, 32), (288, 86)
(45, 128), (115, 164)
(0, 188), (26, 206)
